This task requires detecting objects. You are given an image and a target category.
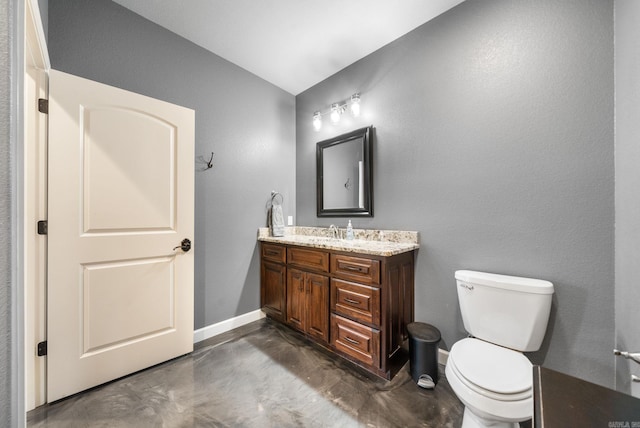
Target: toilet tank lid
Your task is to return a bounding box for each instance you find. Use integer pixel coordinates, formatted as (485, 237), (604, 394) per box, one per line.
(455, 270), (554, 294)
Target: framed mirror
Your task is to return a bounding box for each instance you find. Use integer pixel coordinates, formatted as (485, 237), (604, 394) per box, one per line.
(317, 126), (373, 217)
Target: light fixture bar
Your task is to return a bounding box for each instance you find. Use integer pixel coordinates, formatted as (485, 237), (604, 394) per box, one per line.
(312, 93), (361, 130)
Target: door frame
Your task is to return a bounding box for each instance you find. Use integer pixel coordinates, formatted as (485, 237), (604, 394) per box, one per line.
(24, 0), (50, 412)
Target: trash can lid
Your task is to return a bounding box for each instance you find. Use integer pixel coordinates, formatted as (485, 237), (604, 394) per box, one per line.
(407, 322), (441, 343)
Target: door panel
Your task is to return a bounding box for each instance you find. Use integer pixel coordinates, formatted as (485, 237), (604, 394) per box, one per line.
(82, 257), (175, 353)
(47, 70), (195, 402)
(287, 269), (305, 331)
(83, 107), (176, 232)
(307, 273), (329, 343)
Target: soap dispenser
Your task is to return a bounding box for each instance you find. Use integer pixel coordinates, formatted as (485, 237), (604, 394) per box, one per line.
(346, 220), (354, 240)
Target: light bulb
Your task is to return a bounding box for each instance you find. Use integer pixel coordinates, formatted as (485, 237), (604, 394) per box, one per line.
(351, 94), (360, 117)
(350, 93), (360, 117)
(313, 112), (322, 131)
(330, 103), (341, 123)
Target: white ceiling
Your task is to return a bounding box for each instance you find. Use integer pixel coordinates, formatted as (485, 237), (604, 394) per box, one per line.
(113, 0), (465, 95)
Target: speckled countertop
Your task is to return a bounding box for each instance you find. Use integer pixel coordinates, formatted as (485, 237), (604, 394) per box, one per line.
(257, 226), (419, 257)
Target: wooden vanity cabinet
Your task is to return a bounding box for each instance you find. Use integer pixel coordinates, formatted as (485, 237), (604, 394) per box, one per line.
(330, 251), (414, 379)
(260, 241), (415, 380)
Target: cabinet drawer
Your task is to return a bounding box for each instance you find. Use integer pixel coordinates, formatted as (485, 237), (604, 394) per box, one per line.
(331, 278), (381, 326)
(331, 254), (380, 284)
(331, 314), (380, 368)
(288, 247), (329, 272)
(262, 243), (286, 263)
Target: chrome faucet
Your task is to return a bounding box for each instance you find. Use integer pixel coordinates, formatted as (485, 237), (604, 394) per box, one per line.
(614, 349), (640, 365)
(328, 224), (341, 240)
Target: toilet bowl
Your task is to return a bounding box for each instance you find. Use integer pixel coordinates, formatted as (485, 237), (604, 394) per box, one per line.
(447, 270), (554, 428)
(446, 338), (533, 428)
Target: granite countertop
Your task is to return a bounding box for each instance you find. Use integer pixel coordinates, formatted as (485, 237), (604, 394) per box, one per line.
(257, 226), (419, 257)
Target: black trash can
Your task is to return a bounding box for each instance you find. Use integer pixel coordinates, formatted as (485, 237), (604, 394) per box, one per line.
(407, 322), (441, 387)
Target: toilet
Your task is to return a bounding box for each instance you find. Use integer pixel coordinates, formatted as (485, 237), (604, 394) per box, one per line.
(445, 270), (554, 428)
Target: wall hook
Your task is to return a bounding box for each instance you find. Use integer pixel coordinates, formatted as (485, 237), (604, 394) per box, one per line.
(196, 152), (215, 171)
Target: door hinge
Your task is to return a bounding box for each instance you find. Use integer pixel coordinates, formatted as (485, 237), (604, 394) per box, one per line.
(37, 341), (47, 357)
(37, 220), (48, 235)
(38, 98), (48, 114)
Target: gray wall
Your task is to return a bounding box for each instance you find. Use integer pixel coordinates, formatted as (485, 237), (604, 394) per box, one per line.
(1, 0), (12, 422)
(296, 0), (615, 387)
(1, 0), (18, 424)
(615, 0), (640, 394)
(48, 0), (296, 329)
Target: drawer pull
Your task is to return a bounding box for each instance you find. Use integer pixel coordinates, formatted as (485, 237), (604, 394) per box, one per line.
(344, 337), (360, 345)
(344, 265), (364, 272)
(266, 250), (279, 256)
(344, 298), (361, 305)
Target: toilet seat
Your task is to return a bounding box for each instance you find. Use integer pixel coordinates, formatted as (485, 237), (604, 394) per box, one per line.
(448, 338), (532, 401)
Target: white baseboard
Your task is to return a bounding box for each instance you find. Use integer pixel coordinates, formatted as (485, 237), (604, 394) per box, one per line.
(193, 311), (451, 368)
(438, 348), (449, 366)
(193, 309), (266, 344)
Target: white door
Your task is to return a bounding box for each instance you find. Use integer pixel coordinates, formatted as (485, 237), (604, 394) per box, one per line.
(47, 70), (195, 402)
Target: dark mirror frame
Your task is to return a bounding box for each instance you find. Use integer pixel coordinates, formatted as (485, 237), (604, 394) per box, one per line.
(316, 126), (373, 217)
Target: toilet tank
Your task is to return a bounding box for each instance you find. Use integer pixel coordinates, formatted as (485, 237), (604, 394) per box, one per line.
(455, 270), (554, 352)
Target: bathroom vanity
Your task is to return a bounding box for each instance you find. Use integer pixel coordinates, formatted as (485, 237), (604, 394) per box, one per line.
(258, 227), (419, 379)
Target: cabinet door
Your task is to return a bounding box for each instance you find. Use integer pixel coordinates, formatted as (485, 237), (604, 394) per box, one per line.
(307, 273), (330, 343)
(287, 269), (306, 332)
(261, 261), (286, 322)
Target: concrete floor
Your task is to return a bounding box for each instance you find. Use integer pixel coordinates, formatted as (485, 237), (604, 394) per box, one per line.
(28, 318), (464, 427)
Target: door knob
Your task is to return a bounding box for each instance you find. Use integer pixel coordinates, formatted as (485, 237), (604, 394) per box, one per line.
(174, 238), (192, 252)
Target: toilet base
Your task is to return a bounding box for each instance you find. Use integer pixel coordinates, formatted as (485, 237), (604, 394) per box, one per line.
(461, 408), (521, 428)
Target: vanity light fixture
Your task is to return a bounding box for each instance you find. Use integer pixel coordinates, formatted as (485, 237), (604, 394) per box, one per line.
(312, 93), (361, 131)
